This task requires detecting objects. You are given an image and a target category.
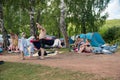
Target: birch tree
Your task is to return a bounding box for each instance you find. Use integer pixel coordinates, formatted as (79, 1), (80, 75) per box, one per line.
(60, 0), (69, 48)
(0, 0), (9, 49)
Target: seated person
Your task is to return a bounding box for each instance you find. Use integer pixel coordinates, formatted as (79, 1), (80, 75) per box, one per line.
(74, 36), (81, 47)
(78, 39), (92, 53)
(73, 36), (84, 52)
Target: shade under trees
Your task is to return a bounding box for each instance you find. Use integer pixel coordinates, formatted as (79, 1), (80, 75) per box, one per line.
(0, 0), (110, 48)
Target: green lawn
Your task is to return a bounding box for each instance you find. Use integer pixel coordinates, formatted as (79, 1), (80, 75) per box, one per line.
(0, 62), (113, 80)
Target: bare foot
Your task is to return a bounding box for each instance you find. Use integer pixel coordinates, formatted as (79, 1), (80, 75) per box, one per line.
(40, 56), (44, 60)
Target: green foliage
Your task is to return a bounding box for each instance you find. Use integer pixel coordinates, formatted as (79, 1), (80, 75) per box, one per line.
(99, 19), (120, 44)
(102, 26), (120, 44)
(66, 0), (110, 34)
(1, 0), (110, 38)
(2, 0), (30, 35)
(2, 0), (61, 37)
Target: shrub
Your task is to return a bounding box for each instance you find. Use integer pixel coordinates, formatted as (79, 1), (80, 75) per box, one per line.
(102, 26), (120, 44)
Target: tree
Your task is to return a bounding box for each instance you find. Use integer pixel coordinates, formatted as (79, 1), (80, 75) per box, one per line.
(41, 0), (61, 37)
(0, 0), (9, 49)
(65, 0), (110, 34)
(3, 0), (37, 36)
(60, 0), (69, 48)
(29, 0), (36, 36)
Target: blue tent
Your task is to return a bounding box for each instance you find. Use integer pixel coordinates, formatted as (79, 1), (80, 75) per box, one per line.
(79, 32), (105, 47)
(69, 38), (74, 44)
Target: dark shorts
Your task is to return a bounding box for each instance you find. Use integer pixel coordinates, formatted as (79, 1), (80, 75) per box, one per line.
(39, 39), (45, 48)
(31, 39), (45, 49)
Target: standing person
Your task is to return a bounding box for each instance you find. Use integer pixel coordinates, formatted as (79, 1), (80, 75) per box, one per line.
(8, 33), (15, 52)
(28, 36), (35, 58)
(13, 34), (19, 52)
(36, 23), (46, 59)
(20, 32), (29, 60)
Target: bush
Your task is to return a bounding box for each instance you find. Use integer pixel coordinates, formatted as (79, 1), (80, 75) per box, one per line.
(102, 26), (120, 44)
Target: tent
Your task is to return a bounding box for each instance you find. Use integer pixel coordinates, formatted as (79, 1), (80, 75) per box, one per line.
(79, 32), (105, 47)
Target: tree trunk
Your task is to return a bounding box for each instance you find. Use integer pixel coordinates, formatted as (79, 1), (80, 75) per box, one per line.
(81, 9), (86, 33)
(81, 18), (86, 33)
(29, 0), (36, 36)
(59, 0), (69, 48)
(0, 2), (9, 50)
(36, 10), (40, 23)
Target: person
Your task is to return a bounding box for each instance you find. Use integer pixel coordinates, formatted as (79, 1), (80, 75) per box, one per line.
(78, 39), (92, 53)
(28, 36), (35, 58)
(19, 32), (29, 60)
(73, 36), (84, 52)
(36, 22), (46, 59)
(8, 33), (19, 52)
(74, 36), (81, 48)
(52, 38), (62, 48)
(13, 34), (19, 52)
(8, 33), (15, 52)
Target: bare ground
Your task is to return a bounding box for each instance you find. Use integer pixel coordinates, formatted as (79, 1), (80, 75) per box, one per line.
(0, 51), (120, 79)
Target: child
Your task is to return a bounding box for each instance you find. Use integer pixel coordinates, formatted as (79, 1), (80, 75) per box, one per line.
(19, 32), (29, 60)
(28, 36), (35, 58)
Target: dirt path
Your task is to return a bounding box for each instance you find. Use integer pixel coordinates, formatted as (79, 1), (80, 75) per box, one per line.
(0, 52), (120, 79)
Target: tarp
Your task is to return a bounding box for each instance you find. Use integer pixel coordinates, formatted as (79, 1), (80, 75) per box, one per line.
(79, 32), (105, 47)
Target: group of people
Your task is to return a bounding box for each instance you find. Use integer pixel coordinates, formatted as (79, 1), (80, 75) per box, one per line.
(8, 23), (47, 60)
(73, 36), (93, 53)
(8, 22), (62, 60)
(8, 22), (93, 60)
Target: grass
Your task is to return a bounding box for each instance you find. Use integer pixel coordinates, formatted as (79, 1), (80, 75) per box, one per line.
(0, 62), (114, 80)
(1, 47), (120, 80)
(104, 19), (120, 27)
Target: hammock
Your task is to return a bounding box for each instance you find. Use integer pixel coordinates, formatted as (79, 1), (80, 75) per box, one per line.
(30, 39), (54, 49)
